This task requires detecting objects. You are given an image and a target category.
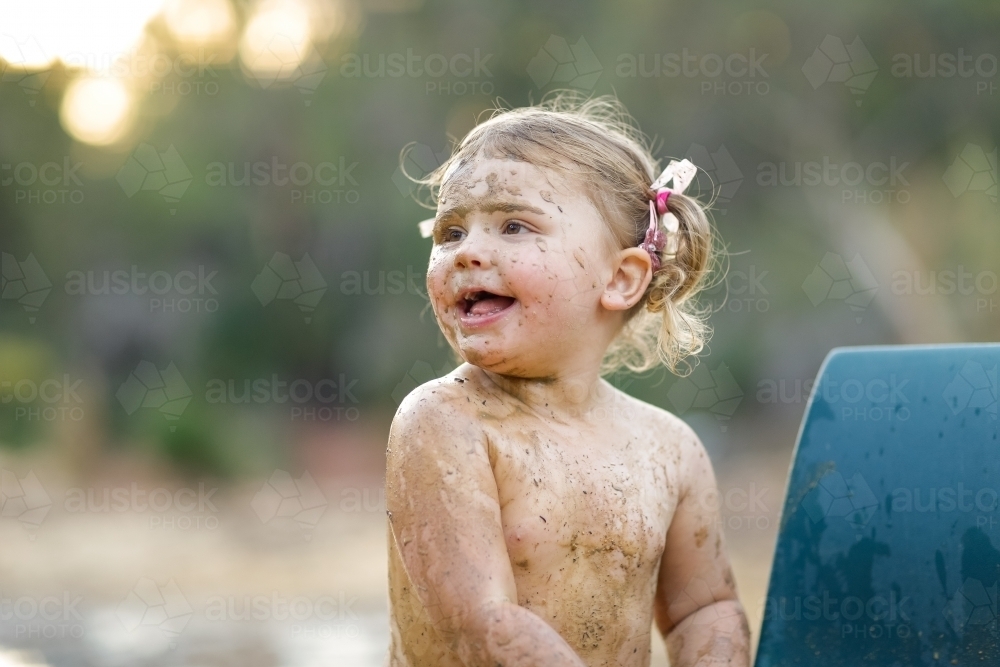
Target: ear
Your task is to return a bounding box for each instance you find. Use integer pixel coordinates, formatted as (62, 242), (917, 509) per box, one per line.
(601, 247), (653, 312)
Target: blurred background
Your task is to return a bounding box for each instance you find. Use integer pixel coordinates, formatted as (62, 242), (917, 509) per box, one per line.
(0, 0), (998, 664)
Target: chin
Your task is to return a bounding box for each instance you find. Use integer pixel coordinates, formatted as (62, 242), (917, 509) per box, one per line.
(458, 342), (512, 371)
(458, 343), (548, 378)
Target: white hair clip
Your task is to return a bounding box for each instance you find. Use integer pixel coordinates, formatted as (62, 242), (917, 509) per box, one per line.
(418, 218), (435, 238)
(651, 158), (697, 193)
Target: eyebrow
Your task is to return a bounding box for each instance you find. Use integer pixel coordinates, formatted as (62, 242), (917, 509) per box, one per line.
(432, 199), (547, 235)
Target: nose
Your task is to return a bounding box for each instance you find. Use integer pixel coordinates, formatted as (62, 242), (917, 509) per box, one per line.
(454, 226), (495, 270)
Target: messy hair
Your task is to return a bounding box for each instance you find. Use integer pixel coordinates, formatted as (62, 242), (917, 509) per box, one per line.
(402, 90), (722, 377)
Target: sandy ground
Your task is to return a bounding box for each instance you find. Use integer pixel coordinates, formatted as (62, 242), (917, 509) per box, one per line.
(0, 412), (795, 666)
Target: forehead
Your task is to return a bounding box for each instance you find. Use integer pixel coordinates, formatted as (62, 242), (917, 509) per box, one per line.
(437, 155), (580, 207)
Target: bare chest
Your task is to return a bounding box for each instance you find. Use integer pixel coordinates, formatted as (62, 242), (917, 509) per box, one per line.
(488, 423), (678, 585)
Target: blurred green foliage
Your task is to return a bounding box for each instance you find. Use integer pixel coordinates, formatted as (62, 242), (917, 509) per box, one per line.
(1, 0), (998, 474)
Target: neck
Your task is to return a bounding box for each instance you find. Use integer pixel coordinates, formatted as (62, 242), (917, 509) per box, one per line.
(475, 363), (609, 416)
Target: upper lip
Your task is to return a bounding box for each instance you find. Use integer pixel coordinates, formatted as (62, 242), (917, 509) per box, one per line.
(455, 286), (512, 307)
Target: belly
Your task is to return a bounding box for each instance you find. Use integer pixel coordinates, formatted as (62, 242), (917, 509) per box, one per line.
(502, 497), (668, 665)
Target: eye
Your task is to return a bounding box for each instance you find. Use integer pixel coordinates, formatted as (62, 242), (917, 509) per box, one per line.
(502, 220), (529, 234)
(439, 227), (466, 243)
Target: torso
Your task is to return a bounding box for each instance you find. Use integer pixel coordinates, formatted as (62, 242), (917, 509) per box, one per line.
(387, 368), (686, 667)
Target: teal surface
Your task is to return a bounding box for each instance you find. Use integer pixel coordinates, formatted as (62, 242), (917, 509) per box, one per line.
(755, 344), (1000, 666)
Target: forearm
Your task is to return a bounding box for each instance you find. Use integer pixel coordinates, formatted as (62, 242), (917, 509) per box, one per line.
(665, 599), (750, 667)
(454, 600), (587, 667)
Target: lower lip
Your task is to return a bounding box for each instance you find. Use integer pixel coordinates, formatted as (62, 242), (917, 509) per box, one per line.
(457, 300), (517, 329)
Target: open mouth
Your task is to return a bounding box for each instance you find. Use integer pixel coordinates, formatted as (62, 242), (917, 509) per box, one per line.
(459, 290), (517, 318)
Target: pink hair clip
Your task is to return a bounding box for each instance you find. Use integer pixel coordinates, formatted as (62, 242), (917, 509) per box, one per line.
(640, 159), (696, 272)
(640, 192), (669, 272)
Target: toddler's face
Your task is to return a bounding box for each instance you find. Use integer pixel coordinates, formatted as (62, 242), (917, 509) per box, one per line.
(426, 156), (621, 377)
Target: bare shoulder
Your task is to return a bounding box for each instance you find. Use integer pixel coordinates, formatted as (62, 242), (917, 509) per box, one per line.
(612, 387), (700, 447)
(387, 364), (500, 468)
(612, 387), (712, 492)
(392, 364), (485, 428)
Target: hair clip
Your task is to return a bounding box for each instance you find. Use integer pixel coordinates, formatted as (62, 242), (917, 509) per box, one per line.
(642, 159), (697, 270)
(650, 158), (697, 193)
(418, 218), (435, 238)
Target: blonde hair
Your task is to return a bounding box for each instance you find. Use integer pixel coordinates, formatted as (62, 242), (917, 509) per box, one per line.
(404, 91), (721, 377)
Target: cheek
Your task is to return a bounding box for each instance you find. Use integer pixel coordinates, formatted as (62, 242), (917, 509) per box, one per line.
(425, 253), (453, 313)
(505, 245), (604, 312)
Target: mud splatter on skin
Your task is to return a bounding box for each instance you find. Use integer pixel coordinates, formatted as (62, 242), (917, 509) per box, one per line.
(694, 526), (709, 548)
(394, 153), (747, 665)
(385, 366), (708, 666)
(484, 172), (499, 194)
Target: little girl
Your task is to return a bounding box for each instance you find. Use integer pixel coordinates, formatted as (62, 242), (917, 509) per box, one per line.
(385, 93), (749, 667)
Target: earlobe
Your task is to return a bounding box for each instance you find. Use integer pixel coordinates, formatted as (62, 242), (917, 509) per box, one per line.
(601, 248), (654, 312)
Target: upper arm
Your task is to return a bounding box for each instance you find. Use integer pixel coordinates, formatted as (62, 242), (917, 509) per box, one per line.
(386, 385), (518, 649)
(653, 420), (740, 637)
